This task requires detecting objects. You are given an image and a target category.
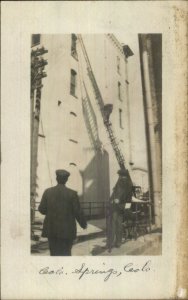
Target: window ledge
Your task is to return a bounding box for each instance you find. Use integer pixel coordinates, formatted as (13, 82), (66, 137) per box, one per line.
(71, 51), (78, 61)
(70, 94), (78, 99)
(38, 133), (45, 138)
(69, 139), (78, 144)
(71, 54), (78, 61)
(31, 43), (40, 48)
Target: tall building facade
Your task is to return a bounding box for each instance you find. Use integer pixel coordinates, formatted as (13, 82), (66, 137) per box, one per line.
(31, 34), (134, 219)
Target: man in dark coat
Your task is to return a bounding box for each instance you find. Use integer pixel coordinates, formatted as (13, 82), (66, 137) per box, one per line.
(38, 169), (87, 256)
(107, 169), (132, 249)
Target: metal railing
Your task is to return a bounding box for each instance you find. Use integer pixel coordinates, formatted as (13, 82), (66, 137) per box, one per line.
(80, 201), (107, 219)
(35, 201), (108, 220)
(33, 200), (152, 242)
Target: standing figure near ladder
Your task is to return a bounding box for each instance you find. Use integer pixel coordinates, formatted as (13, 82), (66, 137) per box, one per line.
(107, 169), (132, 249)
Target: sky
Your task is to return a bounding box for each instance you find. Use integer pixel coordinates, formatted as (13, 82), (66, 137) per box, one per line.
(116, 33), (148, 170)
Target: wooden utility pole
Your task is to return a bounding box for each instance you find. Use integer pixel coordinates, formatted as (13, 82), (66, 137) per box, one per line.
(30, 46), (48, 225)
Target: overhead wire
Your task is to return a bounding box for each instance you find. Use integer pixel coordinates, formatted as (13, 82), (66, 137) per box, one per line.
(40, 116), (53, 186)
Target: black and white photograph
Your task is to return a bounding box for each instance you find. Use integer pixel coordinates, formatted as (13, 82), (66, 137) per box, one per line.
(2, 2), (187, 299)
(30, 33), (162, 256)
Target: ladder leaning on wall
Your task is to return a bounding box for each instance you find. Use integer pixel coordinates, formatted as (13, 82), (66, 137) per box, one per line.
(78, 34), (130, 173)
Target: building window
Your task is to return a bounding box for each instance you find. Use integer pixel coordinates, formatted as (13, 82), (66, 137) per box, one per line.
(38, 133), (45, 138)
(31, 34), (40, 47)
(70, 69), (77, 97)
(119, 109), (123, 129)
(70, 111), (77, 117)
(118, 81), (122, 101)
(71, 34), (78, 60)
(69, 139), (78, 144)
(117, 56), (120, 74)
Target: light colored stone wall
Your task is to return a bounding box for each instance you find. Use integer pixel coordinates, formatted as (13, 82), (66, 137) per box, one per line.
(33, 34), (133, 216)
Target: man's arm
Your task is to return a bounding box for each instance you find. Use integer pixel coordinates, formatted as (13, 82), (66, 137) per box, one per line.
(38, 190), (48, 215)
(72, 193), (87, 229)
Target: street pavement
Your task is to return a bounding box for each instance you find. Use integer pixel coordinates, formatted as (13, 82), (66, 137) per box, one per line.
(31, 218), (162, 256)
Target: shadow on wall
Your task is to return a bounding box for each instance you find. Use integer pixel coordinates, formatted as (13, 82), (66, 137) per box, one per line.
(80, 149), (110, 218)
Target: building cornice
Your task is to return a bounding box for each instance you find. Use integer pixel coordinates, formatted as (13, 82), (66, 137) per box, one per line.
(107, 34), (124, 55)
(107, 34), (134, 60)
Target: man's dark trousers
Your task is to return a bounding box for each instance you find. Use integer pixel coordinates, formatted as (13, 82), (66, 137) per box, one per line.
(48, 237), (73, 256)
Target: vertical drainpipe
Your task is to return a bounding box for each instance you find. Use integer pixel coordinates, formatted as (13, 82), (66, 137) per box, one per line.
(30, 88), (35, 224)
(126, 63), (133, 167)
(138, 35), (162, 228)
(122, 45), (134, 168)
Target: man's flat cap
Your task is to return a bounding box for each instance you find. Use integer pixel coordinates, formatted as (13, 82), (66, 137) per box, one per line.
(117, 169), (128, 176)
(56, 169), (70, 178)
